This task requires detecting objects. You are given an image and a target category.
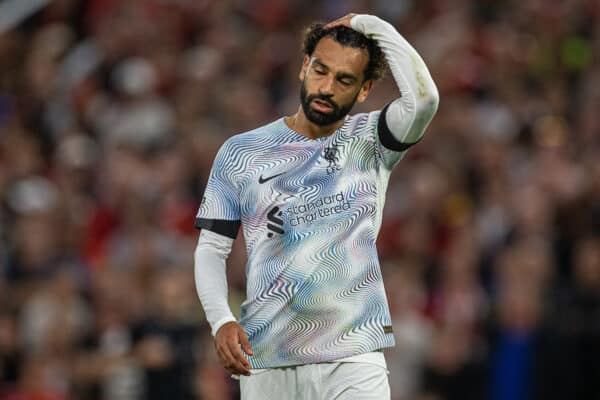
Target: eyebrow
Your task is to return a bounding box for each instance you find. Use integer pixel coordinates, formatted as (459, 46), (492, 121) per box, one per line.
(312, 59), (359, 82)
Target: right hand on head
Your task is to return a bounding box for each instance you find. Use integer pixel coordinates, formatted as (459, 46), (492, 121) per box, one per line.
(214, 321), (254, 376)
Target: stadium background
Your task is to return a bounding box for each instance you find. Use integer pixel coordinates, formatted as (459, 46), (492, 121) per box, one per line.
(0, 0), (599, 399)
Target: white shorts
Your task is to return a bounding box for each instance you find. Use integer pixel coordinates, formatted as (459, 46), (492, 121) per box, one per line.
(239, 361), (390, 400)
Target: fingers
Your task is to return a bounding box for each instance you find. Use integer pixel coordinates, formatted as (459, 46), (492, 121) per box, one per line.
(214, 324), (253, 376)
(230, 337), (251, 371)
(216, 340), (251, 376)
(239, 329), (254, 356)
(323, 13), (356, 29)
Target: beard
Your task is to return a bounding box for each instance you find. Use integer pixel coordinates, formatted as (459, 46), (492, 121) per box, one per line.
(300, 81), (358, 126)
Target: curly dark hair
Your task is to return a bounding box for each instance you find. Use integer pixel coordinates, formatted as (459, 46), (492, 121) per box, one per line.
(302, 23), (387, 82)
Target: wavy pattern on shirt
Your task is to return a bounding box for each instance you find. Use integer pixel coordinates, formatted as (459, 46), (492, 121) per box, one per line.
(196, 113), (401, 368)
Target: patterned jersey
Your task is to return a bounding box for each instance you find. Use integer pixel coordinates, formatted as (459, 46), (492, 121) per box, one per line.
(195, 110), (412, 368)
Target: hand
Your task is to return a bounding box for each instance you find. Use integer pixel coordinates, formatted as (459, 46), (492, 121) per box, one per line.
(323, 13), (357, 29)
(214, 321), (253, 376)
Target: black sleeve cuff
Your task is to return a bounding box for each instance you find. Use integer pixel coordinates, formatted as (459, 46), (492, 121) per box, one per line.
(194, 218), (240, 239)
(377, 102), (421, 152)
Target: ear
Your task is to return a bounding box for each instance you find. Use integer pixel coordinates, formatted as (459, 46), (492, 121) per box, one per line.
(299, 55), (310, 81)
(356, 79), (374, 103)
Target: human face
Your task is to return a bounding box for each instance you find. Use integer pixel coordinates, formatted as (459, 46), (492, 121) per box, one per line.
(299, 37), (373, 126)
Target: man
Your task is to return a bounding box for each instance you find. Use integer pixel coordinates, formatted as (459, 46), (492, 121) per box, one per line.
(194, 13), (439, 399)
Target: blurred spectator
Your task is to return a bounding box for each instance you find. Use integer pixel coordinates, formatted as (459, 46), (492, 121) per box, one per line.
(1, 0), (599, 399)
(419, 324), (487, 400)
(0, 311), (20, 394)
(531, 235), (600, 400)
(131, 269), (200, 400)
(384, 258), (432, 400)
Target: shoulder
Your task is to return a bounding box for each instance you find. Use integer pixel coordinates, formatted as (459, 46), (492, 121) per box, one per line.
(348, 111), (382, 124)
(224, 119), (283, 148)
(214, 119), (281, 157)
(342, 111), (382, 140)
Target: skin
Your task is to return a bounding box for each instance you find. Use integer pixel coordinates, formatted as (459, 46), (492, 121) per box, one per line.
(214, 14), (374, 376)
(214, 321), (253, 376)
(286, 14), (374, 139)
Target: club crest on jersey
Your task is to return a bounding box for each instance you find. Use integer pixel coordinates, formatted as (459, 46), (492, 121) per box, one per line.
(323, 145), (340, 175)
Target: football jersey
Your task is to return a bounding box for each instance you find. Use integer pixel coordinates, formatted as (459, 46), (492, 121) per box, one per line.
(195, 110), (410, 369)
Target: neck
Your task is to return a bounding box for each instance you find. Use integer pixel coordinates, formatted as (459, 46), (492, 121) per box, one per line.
(285, 106), (345, 140)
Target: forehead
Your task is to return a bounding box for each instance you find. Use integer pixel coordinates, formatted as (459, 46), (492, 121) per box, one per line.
(311, 37), (369, 78)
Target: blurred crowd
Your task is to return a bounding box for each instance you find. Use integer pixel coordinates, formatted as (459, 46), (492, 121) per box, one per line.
(1, 0), (599, 399)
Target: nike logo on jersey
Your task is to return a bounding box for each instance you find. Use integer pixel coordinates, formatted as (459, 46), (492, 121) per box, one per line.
(259, 172), (286, 184)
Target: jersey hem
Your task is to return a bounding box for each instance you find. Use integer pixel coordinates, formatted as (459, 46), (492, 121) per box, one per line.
(247, 338), (395, 369)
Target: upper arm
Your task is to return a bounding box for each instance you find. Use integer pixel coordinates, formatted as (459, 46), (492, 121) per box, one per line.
(374, 91), (439, 170)
(194, 140), (241, 239)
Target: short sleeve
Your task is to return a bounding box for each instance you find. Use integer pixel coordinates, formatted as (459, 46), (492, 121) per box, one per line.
(194, 140), (241, 239)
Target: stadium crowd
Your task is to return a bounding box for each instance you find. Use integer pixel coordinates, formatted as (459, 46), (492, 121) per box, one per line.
(1, 0), (599, 399)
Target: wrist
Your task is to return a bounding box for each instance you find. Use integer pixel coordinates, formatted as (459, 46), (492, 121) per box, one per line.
(350, 14), (395, 37)
(211, 315), (237, 337)
(350, 14), (380, 31)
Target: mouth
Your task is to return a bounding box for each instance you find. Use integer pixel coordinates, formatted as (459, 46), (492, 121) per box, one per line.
(311, 99), (334, 113)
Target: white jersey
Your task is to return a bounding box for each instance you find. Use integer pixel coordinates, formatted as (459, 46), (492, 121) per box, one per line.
(194, 14), (439, 370)
(196, 111), (412, 368)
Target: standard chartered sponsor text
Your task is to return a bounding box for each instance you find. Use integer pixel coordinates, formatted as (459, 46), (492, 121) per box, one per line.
(285, 191), (351, 227)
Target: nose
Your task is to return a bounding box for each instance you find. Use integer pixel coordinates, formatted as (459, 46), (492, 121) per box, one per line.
(319, 75), (334, 96)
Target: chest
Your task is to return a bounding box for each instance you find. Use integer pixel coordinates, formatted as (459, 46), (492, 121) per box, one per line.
(243, 135), (375, 198)
(236, 136), (379, 235)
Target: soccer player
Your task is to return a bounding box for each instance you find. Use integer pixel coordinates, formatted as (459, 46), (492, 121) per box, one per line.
(194, 13), (439, 399)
